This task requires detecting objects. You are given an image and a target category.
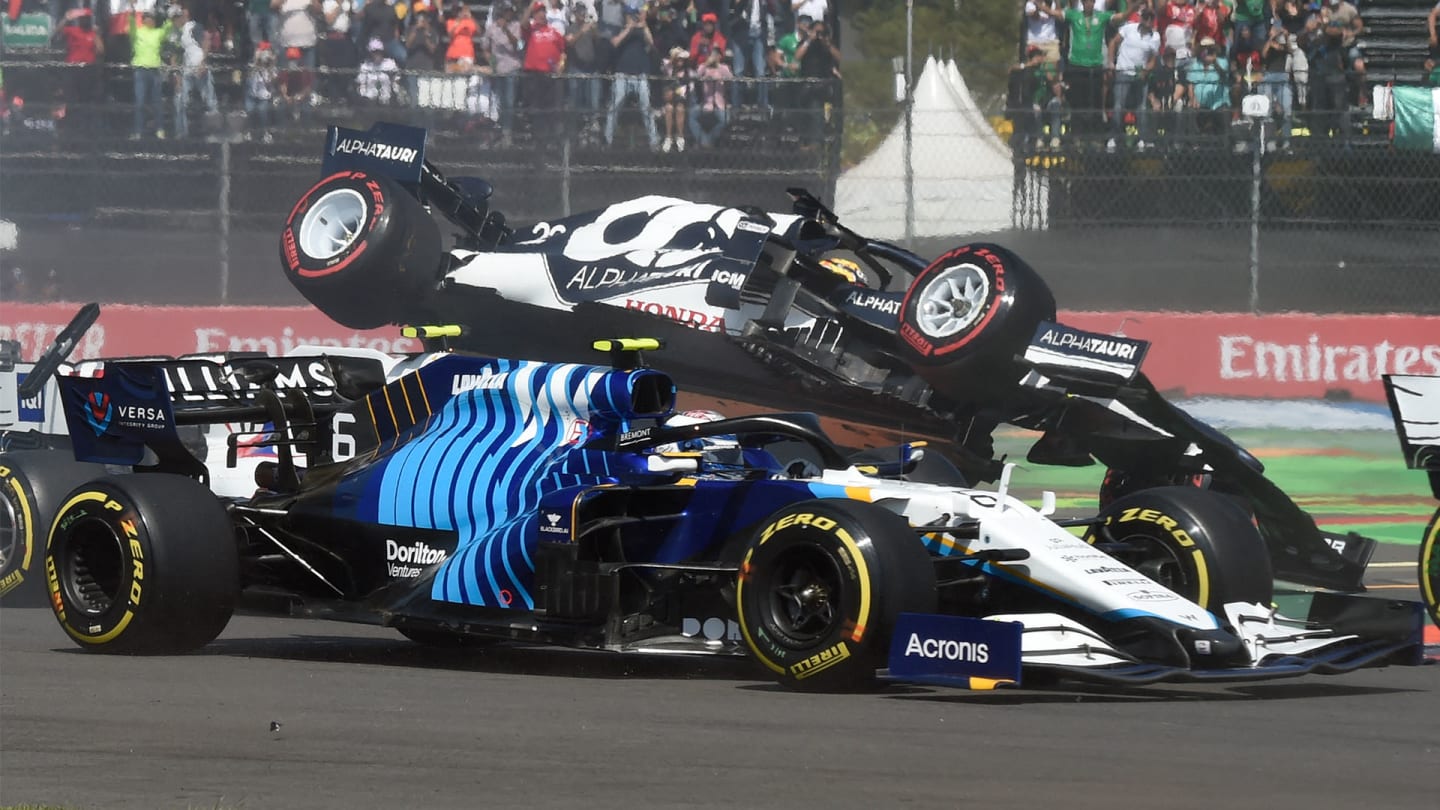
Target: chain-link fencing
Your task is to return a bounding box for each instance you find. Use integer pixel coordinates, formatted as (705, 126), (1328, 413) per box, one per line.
(2, 59), (1437, 314)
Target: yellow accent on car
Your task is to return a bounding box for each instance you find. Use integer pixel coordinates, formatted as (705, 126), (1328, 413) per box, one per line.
(401, 324), (463, 338)
(592, 338), (662, 352)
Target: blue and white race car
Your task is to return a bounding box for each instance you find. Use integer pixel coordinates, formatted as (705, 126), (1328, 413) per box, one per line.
(32, 335), (1425, 690)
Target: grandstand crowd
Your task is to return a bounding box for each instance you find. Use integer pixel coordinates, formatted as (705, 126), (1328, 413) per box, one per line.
(1009, 0), (1440, 152)
(0, 0), (843, 148)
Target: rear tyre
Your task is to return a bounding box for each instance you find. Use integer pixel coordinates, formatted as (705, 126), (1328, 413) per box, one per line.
(46, 474), (238, 654)
(1085, 486), (1273, 611)
(1420, 508), (1439, 629)
(0, 452), (107, 606)
(737, 500), (936, 692)
(895, 244), (1055, 404)
(280, 170), (443, 329)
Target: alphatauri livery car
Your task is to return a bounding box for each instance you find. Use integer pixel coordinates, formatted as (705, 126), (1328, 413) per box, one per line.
(277, 123), (1384, 606)
(1382, 374), (1440, 629)
(36, 337), (1425, 690)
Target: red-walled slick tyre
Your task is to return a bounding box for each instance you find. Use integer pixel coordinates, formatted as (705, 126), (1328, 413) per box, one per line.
(280, 170), (443, 329)
(896, 243), (1055, 403)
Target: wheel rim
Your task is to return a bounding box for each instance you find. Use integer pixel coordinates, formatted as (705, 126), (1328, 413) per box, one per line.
(765, 543), (845, 646)
(62, 518), (126, 616)
(1101, 532), (1191, 598)
(0, 493), (18, 574)
(298, 188), (368, 261)
(915, 263), (990, 340)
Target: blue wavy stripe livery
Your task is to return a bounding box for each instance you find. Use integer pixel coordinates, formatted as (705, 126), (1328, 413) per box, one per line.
(367, 358), (608, 610)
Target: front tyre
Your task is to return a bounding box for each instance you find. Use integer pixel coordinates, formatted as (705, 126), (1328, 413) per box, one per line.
(46, 474), (238, 654)
(1085, 486), (1273, 610)
(737, 500), (936, 692)
(895, 243), (1055, 404)
(280, 170), (443, 329)
(1420, 509), (1439, 629)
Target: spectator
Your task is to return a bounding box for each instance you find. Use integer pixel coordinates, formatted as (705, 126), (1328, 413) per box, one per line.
(1428, 1), (1440, 85)
(1307, 24), (1350, 138)
(689, 11), (727, 68)
(1107, 8), (1159, 152)
(1021, 1), (1061, 66)
(1063, 0), (1114, 136)
(650, 0), (691, 61)
(1191, 0), (1229, 56)
(521, 1), (566, 132)
(604, 2), (660, 150)
(545, 0), (568, 34)
(361, 0), (406, 65)
(357, 37), (400, 103)
(1157, 0), (1194, 68)
(55, 9), (104, 111)
(1008, 43), (1063, 149)
(318, 0), (358, 103)
(791, 0), (826, 30)
(404, 3), (441, 106)
(795, 14), (839, 143)
(1319, 0), (1365, 104)
(1231, 13), (1263, 101)
(772, 13), (802, 114)
(565, 2), (605, 139)
(482, 2), (523, 143)
(1260, 23), (1295, 150)
(126, 8), (173, 139)
(174, 5), (218, 138)
(248, 0), (278, 57)
(244, 40), (277, 140)
(278, 44), (317, 118)
(596, 0), (626, 36)
(441, 3), (474, 68)
(660, 45), (690, 151)
(689, 44), (732, 146)
(1275, 0), (1310, 106)
(1147, 44), (1186, 147)
(273, 0), (320, 75)
(730, 0), (776, 110)
(1230, 0), (1265, 58)
(1185, 36), (1229, 136)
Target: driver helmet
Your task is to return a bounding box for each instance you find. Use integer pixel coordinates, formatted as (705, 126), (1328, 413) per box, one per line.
(654, 409), (739, 456)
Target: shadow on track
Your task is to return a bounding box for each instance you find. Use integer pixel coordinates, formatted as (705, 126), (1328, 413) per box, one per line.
(172, 632), (772, 683)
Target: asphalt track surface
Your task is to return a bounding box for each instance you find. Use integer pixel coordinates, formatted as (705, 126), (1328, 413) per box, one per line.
(2, 562), (1436, 810)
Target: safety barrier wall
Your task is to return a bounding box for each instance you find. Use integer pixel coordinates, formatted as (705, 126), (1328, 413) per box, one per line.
(6, 302), (1438, 402)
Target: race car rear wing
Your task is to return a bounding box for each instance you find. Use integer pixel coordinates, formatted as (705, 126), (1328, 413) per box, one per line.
(1015, 321), (1376, 594)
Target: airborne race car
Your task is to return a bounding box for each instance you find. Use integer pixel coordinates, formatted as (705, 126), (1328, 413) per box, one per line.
(279, 123), (1386, 604)
(33, 337), (1427, 689)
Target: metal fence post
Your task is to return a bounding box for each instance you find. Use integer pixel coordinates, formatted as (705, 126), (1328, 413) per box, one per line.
(1249, 119), (1263, 314)
(219, 138), (232, 305)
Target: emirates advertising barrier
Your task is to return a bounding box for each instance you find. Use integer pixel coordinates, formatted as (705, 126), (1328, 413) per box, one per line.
(3, 303), (1437, 403)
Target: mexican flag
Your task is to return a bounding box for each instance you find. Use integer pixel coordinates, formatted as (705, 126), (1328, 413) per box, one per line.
(1391, 86), (1440, 154)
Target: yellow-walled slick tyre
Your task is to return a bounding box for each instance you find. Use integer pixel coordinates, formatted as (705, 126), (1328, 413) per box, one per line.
(1086, 486), (1273, 611)
(737, 500), (936, 692)
(46, 474), (238, 654)
(0, 452), (106, 606)
(1420, 508), (1439, 629)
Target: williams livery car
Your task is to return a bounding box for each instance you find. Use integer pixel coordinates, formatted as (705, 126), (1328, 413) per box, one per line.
(278, 123), (1392, 608)
(30, 337), (1427, 690)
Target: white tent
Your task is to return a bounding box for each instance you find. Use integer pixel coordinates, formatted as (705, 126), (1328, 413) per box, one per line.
(834, 56), (1036, 240)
